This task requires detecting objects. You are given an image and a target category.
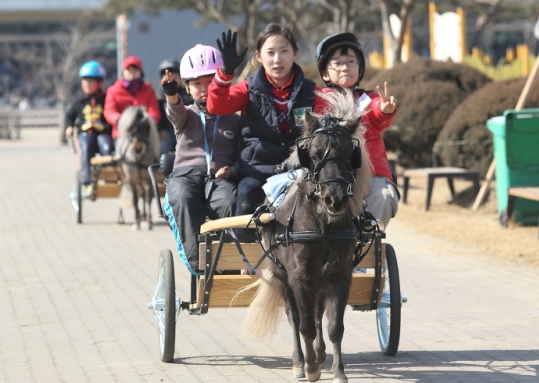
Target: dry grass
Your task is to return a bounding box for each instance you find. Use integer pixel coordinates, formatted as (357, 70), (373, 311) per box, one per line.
(394, 175), (539, 268)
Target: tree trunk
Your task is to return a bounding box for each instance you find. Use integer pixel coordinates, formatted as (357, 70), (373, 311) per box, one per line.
(468, 0), (501, 50)
(58, 94), (67, 145)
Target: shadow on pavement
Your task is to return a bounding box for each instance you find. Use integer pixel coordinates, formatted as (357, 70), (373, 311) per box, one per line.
(170, 349), (539, 381)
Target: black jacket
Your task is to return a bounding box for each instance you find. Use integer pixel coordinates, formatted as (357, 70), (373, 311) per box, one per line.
(65, 91), (111, 135)
(240, 63), (315, 177)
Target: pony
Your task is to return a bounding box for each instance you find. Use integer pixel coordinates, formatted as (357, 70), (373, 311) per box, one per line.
(244, 89), (372, 383)
(116, 106), (161, 230)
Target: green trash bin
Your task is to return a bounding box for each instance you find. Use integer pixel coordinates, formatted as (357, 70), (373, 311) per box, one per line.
(487, 108), (539, 225)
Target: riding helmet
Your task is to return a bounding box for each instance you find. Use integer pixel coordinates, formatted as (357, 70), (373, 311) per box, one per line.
(158, 58), (180, 77)
(180, 44), (222, 82)
(315, 33), (366, 85)
(79, 60), (106, 79)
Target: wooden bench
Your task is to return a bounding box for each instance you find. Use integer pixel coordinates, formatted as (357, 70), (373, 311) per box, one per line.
(191, 215), (385, 309)
(507, 187), (539, 237)
(402, 167), (480, 211)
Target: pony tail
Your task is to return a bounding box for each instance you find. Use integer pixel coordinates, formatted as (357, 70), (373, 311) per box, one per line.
(240, 269), (284, 339)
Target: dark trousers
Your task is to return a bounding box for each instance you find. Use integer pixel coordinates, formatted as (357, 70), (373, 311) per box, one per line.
(235, 174), (268, 215)
(234, 174), (268, 238)
(166, 166), (237, 270)
(78, 132), (113, 184)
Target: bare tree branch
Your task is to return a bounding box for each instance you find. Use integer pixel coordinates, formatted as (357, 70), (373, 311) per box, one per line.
(394, 0), (415, 63)
(468, 0), (501, 49)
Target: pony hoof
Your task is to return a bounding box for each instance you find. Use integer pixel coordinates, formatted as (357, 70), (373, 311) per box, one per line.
(317, 352), (327, 368)
(306, 365), (321, 382)
(332, 377), (348, 383)
(131, 223), (140, 231)
(292, 367), (305, 379)
(140, 221), (151, 231)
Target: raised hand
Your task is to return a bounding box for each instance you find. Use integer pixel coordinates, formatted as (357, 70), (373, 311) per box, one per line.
(377, 81), (397, 114)
(217, 29), (248, 75)
(161, 69), (178, 96)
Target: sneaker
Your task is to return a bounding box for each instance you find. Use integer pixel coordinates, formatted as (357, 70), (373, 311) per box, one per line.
(82, 184), (93, 200)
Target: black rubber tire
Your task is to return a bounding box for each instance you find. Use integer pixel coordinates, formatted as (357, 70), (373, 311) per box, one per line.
(159, 249), (176, 362)
(377, 243), (401, 356)
(77, 172), (83, 224)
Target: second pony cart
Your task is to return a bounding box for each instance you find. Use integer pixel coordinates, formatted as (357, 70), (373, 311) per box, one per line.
(147, 91), (406, 382)
(72, 107), (165, 227)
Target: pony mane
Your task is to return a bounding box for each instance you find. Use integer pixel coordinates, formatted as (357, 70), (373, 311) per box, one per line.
(310, 89), (365, 138)
(117, 106), (146, 135)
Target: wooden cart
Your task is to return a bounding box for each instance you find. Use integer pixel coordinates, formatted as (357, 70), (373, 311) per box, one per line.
(146, 164), (405, 362)
(72, 155), (165, 224)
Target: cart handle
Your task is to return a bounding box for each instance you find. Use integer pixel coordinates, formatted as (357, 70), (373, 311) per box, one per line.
(200, 213), (275, 234)
(148, 163), (166, 219)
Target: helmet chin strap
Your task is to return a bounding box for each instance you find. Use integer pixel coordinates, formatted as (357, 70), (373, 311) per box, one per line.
(195, 100), (207, 107)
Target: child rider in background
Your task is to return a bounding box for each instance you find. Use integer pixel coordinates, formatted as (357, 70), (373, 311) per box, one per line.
(65, 60), (112, 196)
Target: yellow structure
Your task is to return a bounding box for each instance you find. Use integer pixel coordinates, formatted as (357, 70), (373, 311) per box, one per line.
(464, 44), (535, 80)
(429, 2), (466, 62)
(368, 1), (535, 80)
(379, 13), (412, 68)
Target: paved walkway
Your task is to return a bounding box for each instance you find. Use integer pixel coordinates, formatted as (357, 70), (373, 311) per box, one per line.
(0, 139), (538, 382)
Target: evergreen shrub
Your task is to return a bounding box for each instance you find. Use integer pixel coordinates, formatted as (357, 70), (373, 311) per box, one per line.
(361, 57), (491, 168)
(437, 75), (539, 177)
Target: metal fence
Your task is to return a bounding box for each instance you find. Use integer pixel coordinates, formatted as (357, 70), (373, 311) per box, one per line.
(0, 108), (60, 139)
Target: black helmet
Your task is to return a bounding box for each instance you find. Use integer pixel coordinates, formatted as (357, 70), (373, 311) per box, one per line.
(158, 58), (180, 77)
(315, 33), (366, 85)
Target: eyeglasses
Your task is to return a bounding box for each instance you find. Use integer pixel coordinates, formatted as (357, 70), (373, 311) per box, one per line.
(327, 59), (360, 70)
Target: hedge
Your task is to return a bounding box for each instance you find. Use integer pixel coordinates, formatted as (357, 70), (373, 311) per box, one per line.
(361, 57), (492, 168)
(437, 75), (539, 178)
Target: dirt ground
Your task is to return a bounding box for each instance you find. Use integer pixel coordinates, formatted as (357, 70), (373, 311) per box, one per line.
(392, 174), (539, 269)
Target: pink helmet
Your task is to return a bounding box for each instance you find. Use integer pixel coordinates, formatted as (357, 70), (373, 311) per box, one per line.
(180, 44), (222, 82)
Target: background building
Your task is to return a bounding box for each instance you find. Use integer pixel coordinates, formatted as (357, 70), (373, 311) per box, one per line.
(120, 9), (226, 93)
(0, 0), (113, 108)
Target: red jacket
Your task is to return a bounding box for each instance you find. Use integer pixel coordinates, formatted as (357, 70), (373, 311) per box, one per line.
(316, 88), (396, 180)
(104, 79), (161, 138)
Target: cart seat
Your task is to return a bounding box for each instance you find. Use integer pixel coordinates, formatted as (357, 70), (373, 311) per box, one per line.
(90, 154), (120, 165)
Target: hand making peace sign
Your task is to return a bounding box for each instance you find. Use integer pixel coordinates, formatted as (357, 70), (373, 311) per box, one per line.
(377, 81), (397, 115)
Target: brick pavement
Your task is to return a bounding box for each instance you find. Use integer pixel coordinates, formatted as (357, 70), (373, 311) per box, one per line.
(0, 138), (538, 382)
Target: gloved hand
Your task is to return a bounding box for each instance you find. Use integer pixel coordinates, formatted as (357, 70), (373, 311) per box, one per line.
(161, 79), (178, 96)
(217, 29), (248, 75)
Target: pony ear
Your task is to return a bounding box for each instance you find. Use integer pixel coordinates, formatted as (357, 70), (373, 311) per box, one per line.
(303, 111), (319, 135)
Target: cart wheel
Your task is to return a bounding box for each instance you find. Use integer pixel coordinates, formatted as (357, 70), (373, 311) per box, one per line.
(149, 249), (178, 362)
(376, 243), (401, 356)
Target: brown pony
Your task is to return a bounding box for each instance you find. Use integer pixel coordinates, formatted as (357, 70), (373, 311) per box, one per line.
(244, 90), (372, 383)
(116, 106), (160, 230)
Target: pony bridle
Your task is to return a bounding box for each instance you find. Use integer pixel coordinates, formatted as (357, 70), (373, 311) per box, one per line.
(296, 114), (362, 198)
